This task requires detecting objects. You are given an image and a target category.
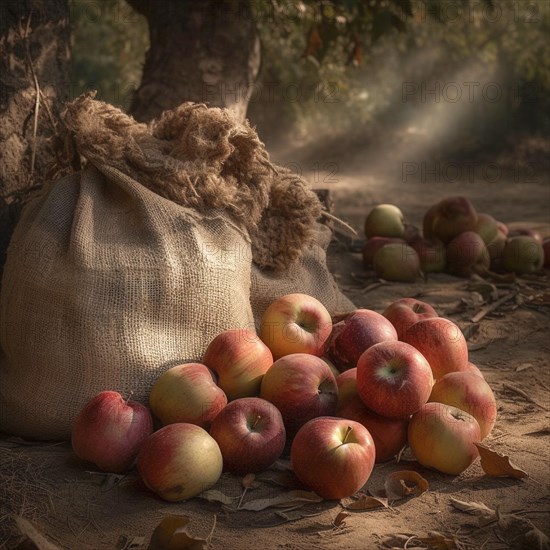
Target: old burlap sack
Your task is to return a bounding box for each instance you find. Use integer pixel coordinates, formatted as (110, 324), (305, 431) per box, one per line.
(0, 94), (353, 440)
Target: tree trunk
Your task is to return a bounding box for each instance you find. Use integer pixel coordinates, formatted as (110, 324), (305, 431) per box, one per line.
(127, 0), (260, 123)
(0, 0), (72, 277)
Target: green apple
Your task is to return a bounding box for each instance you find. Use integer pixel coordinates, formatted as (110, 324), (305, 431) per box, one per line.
(473, 213), (499, 245)
(373, 243), (421, 282)
(364, 204), (405, 239)
(502, 236), (544, 274)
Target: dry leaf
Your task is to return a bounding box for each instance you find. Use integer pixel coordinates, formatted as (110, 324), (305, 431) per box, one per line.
(524, 527), (550, 550)
(385, 471), (429, 501)
(147, 515), (208, 550)
(270, 459), (292, 471)
(332, 511), (351, 528)
(524, 425), (550, 436)
(197, 490), (238, 506)
(475, 443), (529, 479)
(449, 497), (496, 521)
(13, 516), (62, 550)
(344, 494), (389, 511)
(417, 531), (458, 549)
(238, 490), (322, 511)
(256, 471), (301, 488)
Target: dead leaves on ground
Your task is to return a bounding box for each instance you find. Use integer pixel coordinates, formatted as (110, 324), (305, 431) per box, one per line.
(146, 515), (216, 550)
(475, 444), (529, 479)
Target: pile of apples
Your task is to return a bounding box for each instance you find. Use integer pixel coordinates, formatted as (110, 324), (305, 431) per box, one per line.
(71, 293), (497, 502)
(362, 198), (549, 281)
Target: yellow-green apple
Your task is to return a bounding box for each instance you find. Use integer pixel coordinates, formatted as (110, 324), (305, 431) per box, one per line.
(362, 237), (405, 267)
(408, 402), (480, 475)
(356, 341), (434, 419)
(259, 353), (337, 437)
(508, 227), (543, 243)
(410, 237), (447, 273)
(487, 227), (507, 263)
(429, 371), (497, 439)
(203, 328), (273, 400)
(325, 309), (398, 372)
(473, 213), (499, 245)
(337, 369), (409, 462)
(382, 297), (439, 340)
(149, 363), (227, 429)
(446, 231), (490, 277)
(71, 391), (153, 474)
(364, 203), (405, 239)
(137, 423), (222, 502)
(544, 239), (550, 268)
(259, 293), (332, 359)
(401, 317), (468, 379)
(373, 243), (421, 282)
(290, 417), (375, 499)
(502, 236), (544, 274)
(426, 196), (478, 243)
(209, 397), (286, 474)
(466, 361), (484, 379)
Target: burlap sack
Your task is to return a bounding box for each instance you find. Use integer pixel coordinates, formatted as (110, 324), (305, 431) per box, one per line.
(0, 95), (353, 440)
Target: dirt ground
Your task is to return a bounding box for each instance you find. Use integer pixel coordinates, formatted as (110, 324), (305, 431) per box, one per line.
(1, 135), (549, 550)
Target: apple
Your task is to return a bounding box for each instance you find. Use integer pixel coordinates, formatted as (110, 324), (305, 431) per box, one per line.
(502, 236), (544, 274)
(325, 309), (398, 372)
(373, 243), (421, 282)
(508, 227), (543, 243)
(290, 417), (376, 499)
(473, 213), (499, 245)
(337, 369), (409, 462)
(362, 236), (405, 267)
(429, 371), (497, 439)
(496, 221), (509, 236)
(382, 297), (439, 340)
(356, 341), (434, 419)
(422, 203), (439, 240)
(71, 391), (153, 474)
(427, 196), (478, 243)
(209, 397), (286, 474)
(403, 223), (421, 243)
(203, 329), (273, 400)
(486, 227), (507, 262)
(401, 317), (468, 380)
(466, 361), (484, 379)
(259, 353), (338, 437)
(446, 231), (490, 277)
(543, 239), (550, 268)
(259, 293), (332, 359)
(408, 402), (480, 475)
(137, 423), (223, 502)
(364, 203), (405, 239)
(149, 363), (227, 429)
(410, 237), (446, 273)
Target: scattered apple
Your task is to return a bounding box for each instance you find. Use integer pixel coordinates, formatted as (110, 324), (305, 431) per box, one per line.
(290, 417), (376, 499)
(408, 402), (480, 475)
(486, 227), (507, 262)
(427, 196), (478, 243)
(410, 237), (446, 273)
(502, 236), (544, 275)
(259, 293), (332, 359)
(362, 236), (405, 267)
(137, 423), (223, 501)
(71, 391), (153, 474)
(373, 243), (421, 282)
(473, 213), (499, 245)
(446, 231), (490, 277)
(364, 203), (405, 239)
(465, 361), (484, 379)
(382, 297), (439, 340)
(508, 227), (543, 243)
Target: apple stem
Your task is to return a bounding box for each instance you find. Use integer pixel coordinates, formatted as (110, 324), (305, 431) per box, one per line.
(125, 390), (134, 405)
(343, 426), (353, 444)
(251, 415), (262, 429)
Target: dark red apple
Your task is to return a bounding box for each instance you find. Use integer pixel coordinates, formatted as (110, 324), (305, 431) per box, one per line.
(446, 231), (490, 277)
(428, 196), (478, 243)
(410, 237), (446, 273)
(382, 297), (439, 340)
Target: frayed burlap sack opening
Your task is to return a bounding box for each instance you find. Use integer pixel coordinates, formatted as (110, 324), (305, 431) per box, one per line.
(0, 95), (353, 440)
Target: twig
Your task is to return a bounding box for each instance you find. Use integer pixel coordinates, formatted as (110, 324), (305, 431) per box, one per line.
(502, 383), (549, 411)
(470, 292), (517, 323)
(320, 210), (358, 236)
(361, 281), (386, 294)
(205, 514), (217, 547)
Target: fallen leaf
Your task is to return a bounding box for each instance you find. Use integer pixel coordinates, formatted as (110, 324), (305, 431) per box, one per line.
(197, 489), (238, 506)
(515, 363), (534, 372)
(344, 494), (389, 511)
(449, 497), (496, 521)
(270, 459), (292, 471)
(147, 515), (208, 550)
(384, 471), (429, 501)
(241, 473), (255, 489)
(332, 511), (350, 528)
(523, 527), (550, 550)
(13, 516), (61, 550)
(475, 443), (529, 479)
(238, 490), (322, 511)
(524, 426), (550, 436)
(417, 531), (458, 549)
(256, 471), (301, 488)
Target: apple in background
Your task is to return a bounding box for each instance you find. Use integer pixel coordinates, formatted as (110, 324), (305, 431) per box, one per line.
(508, 227), (543, 243)
(422, 203), (439, 240)
(137, 423), (222, 502)
(337, 369), (409, 463)
(474, 213), (499, 245)
(410, 237), (447, 274)
(401, 317), (469, 380)
(496, 221), (509, 236)
(71, 391), (153, 474)
(149, 363), (227, 429)
(466, 361), (484, 379)
(209, 397), (286, 474)
(325, 309), (398, 372)
(290, 417), (376, 499)
(259, 293), (332, 359)
(362, 236), (405, 267)
(502, 236), (544, 275)
(428, 196), (478, 243)
(364, 203), (406, 239)
(203, 329), (273, 400)
(373, 243), (421, 282)
(408, 402), (481, 475)
(382, 297), (439, 340)
(260, 353), (338, 437)
(486, 227), (507, 262)
(356, 341), (434, 419)
(543, 239), (550, 268)
(429, 371), (497, 439)
(446, 231), (490, 277)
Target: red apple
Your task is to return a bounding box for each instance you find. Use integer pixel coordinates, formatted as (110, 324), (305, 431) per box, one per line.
(373, 243), (421, 282)
(325, 309), (398, 372)
(502, 236), (544, 274)
(203, 329), (273, 400)
(427, 196), (478, 243)
(71, 391), (153, 474)
(446, 231), (490, 277)
(259, 353), (337, 437)
(362, 237), (405, 267)
(401, 317), (468, 379)
(382, 297), (439, 340)
(209, 397), (286, 474)
(259, 293), (332, 359)
(466, 361), (484, 379)
(290, 417), (376, 499)
(364, 204), (405, 239)
(508, 227), (543, 243)
(473, 213), (499, 245)
(408, 402), (480, 475)
(422, 203), (439, 240)
(356, 341), (434, 419)
(137, 423), (223, 501)
(337, 369), (409, 462)
(429, 371), (497, 439)
(410, 237), (446, 273)
(149, 363), (227, 429)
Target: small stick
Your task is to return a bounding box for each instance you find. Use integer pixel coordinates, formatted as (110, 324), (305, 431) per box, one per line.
(470, 292), (516, 323)
(502, 383), (549, 411)
(320, 211), (358, 236)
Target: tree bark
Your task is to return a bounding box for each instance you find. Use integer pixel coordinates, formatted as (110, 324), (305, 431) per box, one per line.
(127, 0), (260, 123)
(0, 0), (72, 277)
